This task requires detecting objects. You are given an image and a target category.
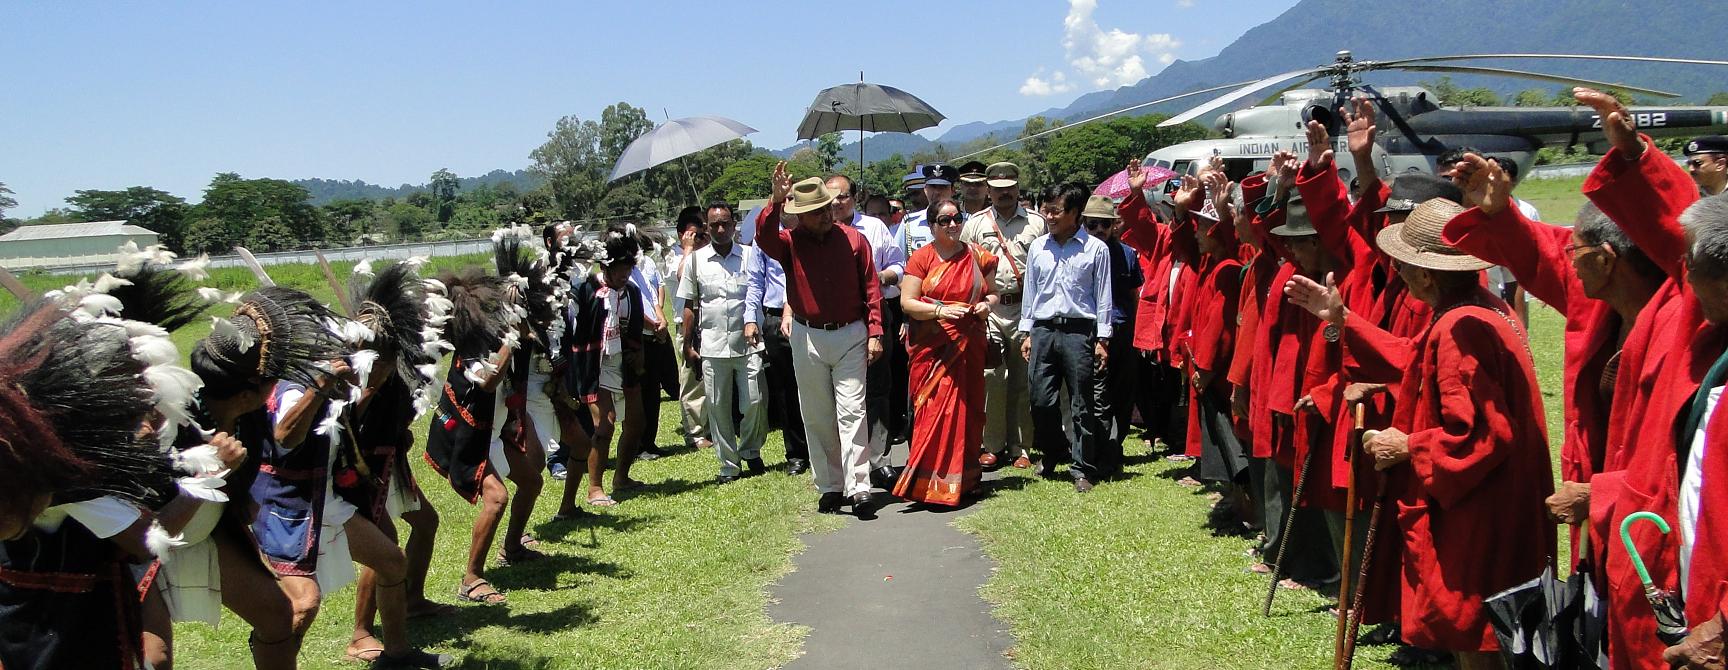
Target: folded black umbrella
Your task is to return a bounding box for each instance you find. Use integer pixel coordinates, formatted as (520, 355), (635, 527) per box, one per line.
(1486, 552), (1606, 669)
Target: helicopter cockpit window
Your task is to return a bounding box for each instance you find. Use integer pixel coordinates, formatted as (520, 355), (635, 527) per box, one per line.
(1152, 159), (1173, 170)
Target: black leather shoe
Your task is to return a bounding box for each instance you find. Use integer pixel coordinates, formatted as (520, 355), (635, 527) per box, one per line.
(870, 466), (899, 489)
(818, 492), (843, 513)
(851, 491), (874, 513)
(745, 458), (766, 476)
(786, 458), (809, 476)
(716, 474), (739, 485)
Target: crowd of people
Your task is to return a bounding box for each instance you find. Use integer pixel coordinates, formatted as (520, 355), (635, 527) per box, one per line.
(4, 86), (1728, 669)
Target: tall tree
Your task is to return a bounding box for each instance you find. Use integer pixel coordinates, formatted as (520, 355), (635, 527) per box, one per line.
(816, 133), (843, 172)
(529, 115), (607, 220)
(64, 187), (190, 251)
(0, 181), (17, 234)
(430, 168), (459, 223)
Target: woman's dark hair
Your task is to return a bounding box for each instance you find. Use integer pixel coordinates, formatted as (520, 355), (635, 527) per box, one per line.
(190, 344), (261, 398)
(676, 206), (704, 233)
(1042, 183), (1090, 217)
(1576, 201), (1662, 280)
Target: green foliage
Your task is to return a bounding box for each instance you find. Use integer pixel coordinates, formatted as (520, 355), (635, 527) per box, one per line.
(1513, 88), (1553, 107)
(383, 202), (432, 240)
(321, 199), (376, 243)
(816, 133), (843, 172)
(0, 182), (16, 221)
(1043, 114), (1207, 187)
(1709, 92), (1728, 106)
(429, 168), (459, 223)
(189, 174), (322, 253)
(64, 186), (190, 251)
(1424, 76), (1502, 106)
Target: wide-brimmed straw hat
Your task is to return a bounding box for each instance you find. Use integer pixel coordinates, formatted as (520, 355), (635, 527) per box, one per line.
(1375, 199), (1492, 271)
(784, 177), (837, 214)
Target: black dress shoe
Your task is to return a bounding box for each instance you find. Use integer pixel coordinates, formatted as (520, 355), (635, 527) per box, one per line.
(870, 466), (899, 489)
(786, 458), (809, 476)
(818, 492), (843, 513)
(716, 474), (739, 485)
(851, 491), (874, 513)
(745, 458), (766, 476)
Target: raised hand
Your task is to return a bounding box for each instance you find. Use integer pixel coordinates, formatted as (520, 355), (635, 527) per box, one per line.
(1574, 87), (1643, 156)
(1305, 119), (1334, 169)
(1344, 98), (1377, 157)
(1284, 272), (1346, 325)
(1453, 153), (1510, 216)
(1173, 174), (1204, 214)
(1269, 150), (1298, 199)
(1127, 158), (1146, 190)
(1204, 170), (1232, 214)
(770, 160), (793, 202)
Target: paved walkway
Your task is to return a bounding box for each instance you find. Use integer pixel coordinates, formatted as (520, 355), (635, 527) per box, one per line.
(770, 465), (1014, 670)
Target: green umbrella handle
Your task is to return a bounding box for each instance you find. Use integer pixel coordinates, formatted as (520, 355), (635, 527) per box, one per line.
(1620, 511), (1671, 589)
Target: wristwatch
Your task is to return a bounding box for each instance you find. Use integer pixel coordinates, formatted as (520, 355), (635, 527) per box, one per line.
(1323, 323), (1341, 343)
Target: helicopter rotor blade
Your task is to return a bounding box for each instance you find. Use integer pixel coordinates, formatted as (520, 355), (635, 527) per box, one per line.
(1374, 53), (1728, 68)
(1253, 74), (1329, 108)
(948, 79), (1263, 161)
(1157, 67), (1329, 128)
(1392, 64), (1679, 98)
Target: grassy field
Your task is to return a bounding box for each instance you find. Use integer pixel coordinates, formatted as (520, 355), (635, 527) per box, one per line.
(9, 239), (1575, 669)
(1515, 175), (1589, 224)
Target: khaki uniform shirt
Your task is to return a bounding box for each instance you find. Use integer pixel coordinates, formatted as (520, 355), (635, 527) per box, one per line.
(959, 206), (1046, 324)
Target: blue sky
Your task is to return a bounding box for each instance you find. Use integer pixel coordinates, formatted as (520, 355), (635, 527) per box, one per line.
(1, 0), (1298, 215)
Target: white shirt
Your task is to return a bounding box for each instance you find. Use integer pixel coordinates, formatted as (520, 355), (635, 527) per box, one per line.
(847, 211), (906, 300)
(32, 496), (141, 537)
(1681, 384), (1720, 588)
(677, 242), (763, 359)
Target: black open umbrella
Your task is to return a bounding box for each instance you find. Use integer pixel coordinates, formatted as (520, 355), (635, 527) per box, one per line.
(795, 78), (944, 185)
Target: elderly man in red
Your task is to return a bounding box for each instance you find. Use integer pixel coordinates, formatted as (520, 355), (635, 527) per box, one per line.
(1116, 167), (1194, 455)
(1286, 197), (1553, 670)
(1567, 87), (1728, 670)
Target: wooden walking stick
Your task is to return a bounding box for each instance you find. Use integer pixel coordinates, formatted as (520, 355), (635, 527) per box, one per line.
(1339, 424), (1390, 670)
(1263, 417), (1315, 617)
(1333, 403), (1365, 668)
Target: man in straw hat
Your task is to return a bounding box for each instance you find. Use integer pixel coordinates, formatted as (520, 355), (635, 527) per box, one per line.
(1284, 198), (1554, 669)
(756, 161), (886, 515)
(1080, 193), (1141, 476)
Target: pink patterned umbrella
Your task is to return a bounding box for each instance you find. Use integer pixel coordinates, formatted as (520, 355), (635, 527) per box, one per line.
(1094, 165), (1178, 199)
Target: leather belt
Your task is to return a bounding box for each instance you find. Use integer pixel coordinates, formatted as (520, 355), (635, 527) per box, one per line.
(765, 306), (784, 317)
(998, 293), (1022, 306)
(1034, 316), (1095, 333)
(793, 316), (853, 331)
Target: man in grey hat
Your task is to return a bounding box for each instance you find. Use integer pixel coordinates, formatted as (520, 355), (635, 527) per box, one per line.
(960, 161), (1046, 468)
(756, 162), (886, 515)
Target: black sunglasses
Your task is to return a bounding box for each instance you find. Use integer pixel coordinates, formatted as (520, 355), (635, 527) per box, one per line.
(935, 214), (963, 225)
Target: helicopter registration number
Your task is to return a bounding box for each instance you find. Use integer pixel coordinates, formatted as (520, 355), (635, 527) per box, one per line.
(1592, 112), (1667, 129)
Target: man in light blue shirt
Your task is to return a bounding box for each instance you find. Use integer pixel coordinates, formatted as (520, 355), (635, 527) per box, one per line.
(1018, 183), (1113, 493)
(743, 208), (809, 475)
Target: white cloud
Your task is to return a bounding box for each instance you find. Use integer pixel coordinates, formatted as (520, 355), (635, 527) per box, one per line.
(1020, 70), (1074, 97)
(1019, 0), (1183, 96)
(1175, 0), (1194, 8)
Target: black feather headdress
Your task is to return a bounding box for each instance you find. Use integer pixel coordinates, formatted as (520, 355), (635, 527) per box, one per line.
(493, 231), (561, 334)
(0, 302), (175, 509)
(194, 286), (345, 391)
(107, 262), (214, 333)
(350, 261), (445, 396)
(435, 267), (514, 359)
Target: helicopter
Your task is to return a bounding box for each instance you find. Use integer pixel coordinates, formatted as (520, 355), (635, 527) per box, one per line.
(1137, 50), (1728, 194)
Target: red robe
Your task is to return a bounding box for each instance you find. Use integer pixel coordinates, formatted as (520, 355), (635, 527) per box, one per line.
(1229, 183), (1280, 440)
(1119, 189), (1172, 357)
(1582, 136), (1728, 670)
(1442, 205), (1623, 486)
(1343, 287), (1555, 652)
(1185, 211), (1245, 459)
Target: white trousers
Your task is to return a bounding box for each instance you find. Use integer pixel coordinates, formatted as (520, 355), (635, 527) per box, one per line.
(703, 353), (767, 476)
(790, 320), (871, 496)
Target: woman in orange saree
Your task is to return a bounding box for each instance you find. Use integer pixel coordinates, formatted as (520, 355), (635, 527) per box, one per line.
(894, 200), (999, 506)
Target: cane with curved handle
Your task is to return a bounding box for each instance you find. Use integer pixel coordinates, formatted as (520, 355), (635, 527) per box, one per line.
(1619, 511), (1690, 646)
(1619, 511), (1669, 588)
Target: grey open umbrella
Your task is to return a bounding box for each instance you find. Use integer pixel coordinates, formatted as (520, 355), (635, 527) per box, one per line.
(607, 115), (758, 185)
(796, 81), (944, 183)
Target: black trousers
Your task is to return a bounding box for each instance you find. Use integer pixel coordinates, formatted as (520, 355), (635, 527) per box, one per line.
(1028, 320), (1101, 480)
(866, 298), (906, 459)
(1135, 356), (1187, 451)
(1090, 331), (1136, 475)
(638, 333), (679, 451)
(762, 308), (808, 462)
(886, 300), (911, 442)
